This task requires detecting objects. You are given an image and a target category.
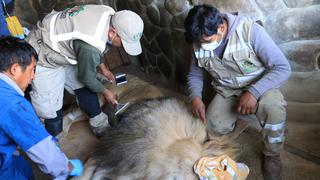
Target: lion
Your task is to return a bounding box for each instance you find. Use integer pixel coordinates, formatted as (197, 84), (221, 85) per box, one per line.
(70, 74), (238, 179)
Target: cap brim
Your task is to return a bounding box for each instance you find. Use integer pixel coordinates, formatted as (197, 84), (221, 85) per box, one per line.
(121, 39), (142, 56)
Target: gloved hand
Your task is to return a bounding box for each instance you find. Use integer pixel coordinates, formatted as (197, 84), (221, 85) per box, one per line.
(69, 159), (83, 176)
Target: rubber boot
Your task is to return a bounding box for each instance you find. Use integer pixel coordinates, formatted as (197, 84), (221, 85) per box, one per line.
(45, 109), (63, 137)
(263, 154), (282, 180)
(89, 112), (110, 137)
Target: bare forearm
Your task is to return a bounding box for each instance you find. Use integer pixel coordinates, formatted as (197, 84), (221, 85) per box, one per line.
(98, 63), (115, 81)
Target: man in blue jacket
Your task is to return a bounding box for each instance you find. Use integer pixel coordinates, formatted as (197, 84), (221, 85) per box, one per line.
(0, 37), (83, 179)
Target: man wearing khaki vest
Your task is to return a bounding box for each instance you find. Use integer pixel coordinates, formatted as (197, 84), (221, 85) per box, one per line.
(184, 4), (291, 180)
(26, 5), (144, 137)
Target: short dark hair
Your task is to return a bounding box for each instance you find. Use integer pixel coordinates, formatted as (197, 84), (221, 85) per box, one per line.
(0, 36), (38, 72)
(184, 4), (223, 44)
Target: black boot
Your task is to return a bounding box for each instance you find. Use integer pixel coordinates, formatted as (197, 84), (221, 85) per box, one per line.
(263, 154), (282, 180)
(45, 109), (63, 137)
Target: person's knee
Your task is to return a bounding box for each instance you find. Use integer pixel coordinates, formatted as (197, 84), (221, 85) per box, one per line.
(259, 90), (286, 115)
(206, 109), (236, 135)
(206, 120), (235, 135)
(74, 87), (101, 118)
(30, 90), (63, 119)
(260, 90), (285, 104)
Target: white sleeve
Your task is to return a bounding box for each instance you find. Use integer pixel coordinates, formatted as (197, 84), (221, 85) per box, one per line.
(26, 136), (69, 180)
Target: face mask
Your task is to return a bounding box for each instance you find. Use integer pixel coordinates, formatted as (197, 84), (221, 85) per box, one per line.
(201, 32), (223, 51)
(104, 33), (117, 55)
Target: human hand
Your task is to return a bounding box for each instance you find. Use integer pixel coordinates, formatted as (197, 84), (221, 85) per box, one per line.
(98, 63), (115, 82)
(237, 91), (257, 115)
(103, 89), (116, 104)
(69, 159), (83, 177)
(103, 69), (115, 82)
(190, 97), (206, 123)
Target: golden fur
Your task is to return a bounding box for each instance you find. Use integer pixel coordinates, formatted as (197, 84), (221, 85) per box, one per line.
(72, 74), (238, 180)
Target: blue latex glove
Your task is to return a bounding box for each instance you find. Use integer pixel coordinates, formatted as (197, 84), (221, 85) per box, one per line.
(69, 159), (83, 176)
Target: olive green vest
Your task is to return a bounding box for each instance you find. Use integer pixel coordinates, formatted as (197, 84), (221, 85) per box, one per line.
(27, 5), (114, 67)
(194, 19), (265, 97)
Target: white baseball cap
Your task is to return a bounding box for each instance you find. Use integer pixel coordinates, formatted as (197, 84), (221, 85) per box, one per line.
(112, 10), (144, 56)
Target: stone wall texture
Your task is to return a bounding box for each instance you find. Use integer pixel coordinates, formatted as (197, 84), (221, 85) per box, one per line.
(14, 0), (320, 122)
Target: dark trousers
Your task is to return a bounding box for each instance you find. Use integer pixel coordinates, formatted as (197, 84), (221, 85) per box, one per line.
(45, 87), (101, 136)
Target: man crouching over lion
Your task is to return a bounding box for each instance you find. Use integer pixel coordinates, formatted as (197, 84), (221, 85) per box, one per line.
(184, 4), (291, 180)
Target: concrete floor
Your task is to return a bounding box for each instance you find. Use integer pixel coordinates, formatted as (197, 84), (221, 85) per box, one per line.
(238, 120), (320, 180)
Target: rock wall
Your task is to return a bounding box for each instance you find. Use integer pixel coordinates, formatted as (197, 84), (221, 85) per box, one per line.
(14, 0), (320, 122)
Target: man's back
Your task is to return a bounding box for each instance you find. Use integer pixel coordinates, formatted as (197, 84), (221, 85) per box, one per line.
(0, 78), (49, 170)
(0, 78), (24, 169)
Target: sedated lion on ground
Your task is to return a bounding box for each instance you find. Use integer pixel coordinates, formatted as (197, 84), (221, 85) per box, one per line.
(71, 73), (238, 180)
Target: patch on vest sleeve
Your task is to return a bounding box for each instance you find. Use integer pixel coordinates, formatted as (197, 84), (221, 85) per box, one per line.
(67, 5), (86, 17)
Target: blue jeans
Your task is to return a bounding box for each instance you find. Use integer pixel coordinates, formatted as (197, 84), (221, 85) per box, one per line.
(0, 155), (35, 180)
(74, 87), (101, 118)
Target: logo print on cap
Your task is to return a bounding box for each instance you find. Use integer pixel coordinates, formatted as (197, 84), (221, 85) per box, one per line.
(132, 32), (142, 42)
(67, 5), (85, 17)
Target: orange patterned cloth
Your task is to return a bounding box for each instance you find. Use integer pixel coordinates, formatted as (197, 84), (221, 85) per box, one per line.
(194, 155), (249, 180)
